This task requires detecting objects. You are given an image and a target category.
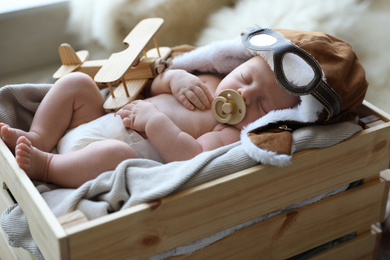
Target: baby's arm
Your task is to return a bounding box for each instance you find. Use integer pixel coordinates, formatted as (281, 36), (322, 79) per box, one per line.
(116, 100), (240, 162)
(146, 114), (240, 162)
(150, 69), (213, 111)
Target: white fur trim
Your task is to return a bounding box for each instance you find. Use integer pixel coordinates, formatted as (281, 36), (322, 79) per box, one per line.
(241, 95), (323, 165)
(242, 95), (323, 135)
(171, 37), (253, 75)
(240, 129), (292, 166)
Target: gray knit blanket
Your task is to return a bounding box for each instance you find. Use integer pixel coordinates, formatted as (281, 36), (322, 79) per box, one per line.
(0, 84), (362, 259)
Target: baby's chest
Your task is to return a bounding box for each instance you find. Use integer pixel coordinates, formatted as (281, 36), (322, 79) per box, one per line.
(150, 94), (218, 137)
(172, 108), (218, 138)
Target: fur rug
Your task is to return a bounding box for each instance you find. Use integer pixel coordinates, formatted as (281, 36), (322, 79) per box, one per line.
(67, 0), (237, 56)
(67, 0), (390, 114)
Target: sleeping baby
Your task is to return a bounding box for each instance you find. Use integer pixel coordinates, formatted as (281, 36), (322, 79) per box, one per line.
(0, 26), (367, 188)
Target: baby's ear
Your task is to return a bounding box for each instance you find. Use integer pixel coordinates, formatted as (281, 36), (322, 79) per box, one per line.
(247, 127), (292, 157)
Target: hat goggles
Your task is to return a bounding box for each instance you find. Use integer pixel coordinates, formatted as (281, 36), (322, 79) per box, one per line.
(241, 27), (342, 119)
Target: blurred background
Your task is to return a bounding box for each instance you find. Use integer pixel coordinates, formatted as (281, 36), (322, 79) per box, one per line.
(1, 0), (389, 114)
(1, 0), (389, 115)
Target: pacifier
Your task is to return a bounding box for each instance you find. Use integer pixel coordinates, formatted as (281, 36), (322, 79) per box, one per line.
(212, 89), (246, 125)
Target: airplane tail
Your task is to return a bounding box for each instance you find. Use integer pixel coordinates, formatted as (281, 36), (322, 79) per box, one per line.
(58, 43), (82, 65)
(53, 44), (89, 80)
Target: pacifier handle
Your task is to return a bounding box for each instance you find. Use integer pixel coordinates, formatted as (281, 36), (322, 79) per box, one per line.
(212, 89), (246, 125)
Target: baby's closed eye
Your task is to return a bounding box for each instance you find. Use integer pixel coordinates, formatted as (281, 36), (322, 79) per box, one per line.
(241, 71), (251, 84)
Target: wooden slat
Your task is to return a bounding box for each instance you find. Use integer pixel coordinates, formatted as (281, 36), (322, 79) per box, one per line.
(58, 210), (88, 230)
(61, 118), (390, 260)
(0, 173), (19, 260)
(170, 179), (386, 259)
(359, 100), (390, 123)
(0, 140), (68, 260)
(309, 227), (381, 260)
(380, 170), (390, 222)
(0, 161), (38, 260)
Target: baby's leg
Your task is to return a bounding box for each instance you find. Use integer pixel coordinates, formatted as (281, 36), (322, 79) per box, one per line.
(16, 137), (137, 188)
(1, 72), (105, 152)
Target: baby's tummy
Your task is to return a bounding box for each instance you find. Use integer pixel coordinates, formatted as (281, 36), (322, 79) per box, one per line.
(149, 94), (217, 138)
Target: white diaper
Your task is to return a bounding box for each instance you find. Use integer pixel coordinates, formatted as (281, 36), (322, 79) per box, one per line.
(56, 113), (164, 163)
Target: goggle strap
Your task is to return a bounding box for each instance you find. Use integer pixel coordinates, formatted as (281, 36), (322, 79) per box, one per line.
(311, 81), (342, 120)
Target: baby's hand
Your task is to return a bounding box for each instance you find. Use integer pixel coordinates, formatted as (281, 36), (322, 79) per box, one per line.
(116, 100), (160, 132)
(170, 72), (213, 111)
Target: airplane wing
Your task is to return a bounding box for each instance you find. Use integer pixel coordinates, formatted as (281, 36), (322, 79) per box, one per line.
(94, 18), (164, 85)
(103, 79), (149, 112)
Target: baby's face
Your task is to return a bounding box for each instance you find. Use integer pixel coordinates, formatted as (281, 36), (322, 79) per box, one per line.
(216, 56), (300, 129)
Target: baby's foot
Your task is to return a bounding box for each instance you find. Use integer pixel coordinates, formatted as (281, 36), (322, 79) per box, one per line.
(0, 123), (29, 152)
(15, 136), (51, 182)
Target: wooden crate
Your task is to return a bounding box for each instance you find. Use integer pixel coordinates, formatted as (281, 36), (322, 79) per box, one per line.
(1, 100), (390, 260)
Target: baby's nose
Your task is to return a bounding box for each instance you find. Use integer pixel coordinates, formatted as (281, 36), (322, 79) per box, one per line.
(238, 88), (253, 105)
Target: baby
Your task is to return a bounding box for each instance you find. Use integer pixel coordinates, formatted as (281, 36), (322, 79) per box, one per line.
(0, 55), (299, 188)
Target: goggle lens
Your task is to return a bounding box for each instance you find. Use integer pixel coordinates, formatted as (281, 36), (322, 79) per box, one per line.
(242, 28), (322, 95)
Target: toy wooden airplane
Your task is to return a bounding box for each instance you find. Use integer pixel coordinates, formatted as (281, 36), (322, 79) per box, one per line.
(53, 18), (172, 112)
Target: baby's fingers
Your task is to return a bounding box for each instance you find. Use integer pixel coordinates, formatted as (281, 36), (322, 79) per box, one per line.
(115, 110), (129, 119)
(122, 117), (133, 128)
(190, 84), (213, 110)
(177, 94), (195, 111)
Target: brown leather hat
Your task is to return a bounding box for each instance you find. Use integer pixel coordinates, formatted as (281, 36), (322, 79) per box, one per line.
(240, 27), (368, 165)
(242, 27), (368, 124)
(278, 29), (368, 123)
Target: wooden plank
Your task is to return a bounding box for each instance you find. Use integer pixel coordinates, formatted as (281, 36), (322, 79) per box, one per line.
(0, 164), (38, 260)
(359, 100), (390, 123)
(62, 120), (390, 260)
(309, 228), (381, 260)
(0, 173), (18, 260)
(58, 210), (88, 230)
(0, 139), (68, 260)
(170, 179), (386, 259)
(0, 225), (18, 260)
(380, 170), (390, 222)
